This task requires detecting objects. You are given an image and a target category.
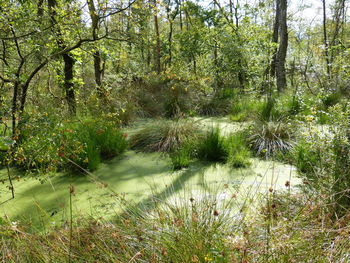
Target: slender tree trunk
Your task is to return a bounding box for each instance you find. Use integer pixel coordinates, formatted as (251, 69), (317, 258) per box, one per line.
(322, 0), (331, 80)
(63, 53), (76, 115)
(87, 0), (106, 97)
(276, 0), (288, 92)
(11, 82), (19, 136)
(168, 21), (173, 67)
(48, 0), (77, 115)
(179, 0), (183, 31)
(153, 0), (161, 74)
(270, 0), (280, 77)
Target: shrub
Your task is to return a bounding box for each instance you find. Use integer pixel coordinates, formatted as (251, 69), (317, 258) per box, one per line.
(198, 96), (232, 116)
(321, 92), (342, 109)
(248, 121), (294, 158)
(230, 96), (263, 122)
(62, 119), (128, 171)
(0, 136), (14, 166)
(14, 115), (63, 172)
(130, 120), (200, 153)
(15, 118), (128, 173)
(277, 93), (303, 116)
(256, 97), (285, 122)
(170, 141), (194, 170)
(225, 132), (251, 168)
(291, 140), (323, 176)
(197, 127), (227, 162)
(290, 105), (350, 216)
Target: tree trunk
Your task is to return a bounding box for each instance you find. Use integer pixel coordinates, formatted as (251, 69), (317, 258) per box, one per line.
(93, 50), (105, 96)
(270, 0), (280, 77)
(322, 0), (331, 80)
(63, 53), (76, 115)
(276, 0), (288, 92)
(11, 82), (19, 136)
(48, 0), (77, 115)
(153, 0), (161, 74)
(168, 21), (173, 67)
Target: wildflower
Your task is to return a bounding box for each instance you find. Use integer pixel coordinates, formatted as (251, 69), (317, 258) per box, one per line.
(123, 133), (128, 138)
(204, 254), (214, 261)
(213, 210), (219, 216)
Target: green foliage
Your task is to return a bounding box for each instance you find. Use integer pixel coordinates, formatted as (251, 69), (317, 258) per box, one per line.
(230, 96), (263, 122)
(290, 104), (350, 215)
(15, 117), (127, 173)
(248, 121), (294, 157)
(132, 72), (202, 118)
(225, 132), (251, 168)
(321, 92), (342, 109)
(256, 97), (286, 122)
(170, 142), (194, 170)
(198, 96), (232, 116)
(197, 127), (227, 162)
(130, 120), (200, 153)
(61, 119), (128, 171)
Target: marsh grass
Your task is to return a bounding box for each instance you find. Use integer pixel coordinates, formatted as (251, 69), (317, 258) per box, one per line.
(230, 96), (263, 122)
(248, 121), (294, 158)
(62, 119), (128, 171)
(225, 132), (251, 168)
(197, 127), (227, 162)
(130, 119), (201, 153)
(170, 141), (194, 169)
(1, 181), (350, 262)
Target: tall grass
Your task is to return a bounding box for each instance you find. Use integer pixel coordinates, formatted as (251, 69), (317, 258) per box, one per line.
(248, 121), (294, 158)
(225, 132), (251, 168)
(195, 128), (251, 168)
(1, 187), (350, 262)
(197, 127), (227, 162)
(230, 96), (263, 122)
(63, 119), (128, 171)
(130, 120), (200, 153)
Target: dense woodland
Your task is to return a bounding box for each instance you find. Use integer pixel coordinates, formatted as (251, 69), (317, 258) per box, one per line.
(1, 0), (350, 262)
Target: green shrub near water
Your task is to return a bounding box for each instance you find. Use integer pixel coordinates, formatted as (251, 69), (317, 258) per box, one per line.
(170, 141), (195, 170)
(225, 132), (251, 168)
(230, 96), (263, 122)
(248, 121), (294, 158)
(194, 128), (251, 167)
(15, 118), (128, 173)
(130, 120), (201, 153)
(60, 119), (128, 171)
(197, 127), (227, 162)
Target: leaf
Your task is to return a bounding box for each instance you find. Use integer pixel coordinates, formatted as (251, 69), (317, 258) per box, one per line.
(0, 137), (15, 151)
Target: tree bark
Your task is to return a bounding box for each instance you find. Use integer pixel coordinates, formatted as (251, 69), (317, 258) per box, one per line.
(276, 0), (288, 92)
(153, 0), (161, 74)
(63, 53), (76, 116)
(322, 0), (331, 80)
(48, 0), (77, 115)
(88, 0), (106, 97)
(270, 0), (280, 77)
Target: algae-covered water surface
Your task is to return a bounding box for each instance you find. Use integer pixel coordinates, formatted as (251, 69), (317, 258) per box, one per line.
(0, 118), (300, 230)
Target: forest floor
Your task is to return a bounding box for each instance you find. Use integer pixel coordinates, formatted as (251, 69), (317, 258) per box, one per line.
(0, 117), (299, 231)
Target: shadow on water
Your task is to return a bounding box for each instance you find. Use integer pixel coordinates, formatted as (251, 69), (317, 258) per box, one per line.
(116, 163), (210, 219)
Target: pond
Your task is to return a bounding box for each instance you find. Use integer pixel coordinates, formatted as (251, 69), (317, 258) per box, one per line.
(0, 118), (300, 230)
